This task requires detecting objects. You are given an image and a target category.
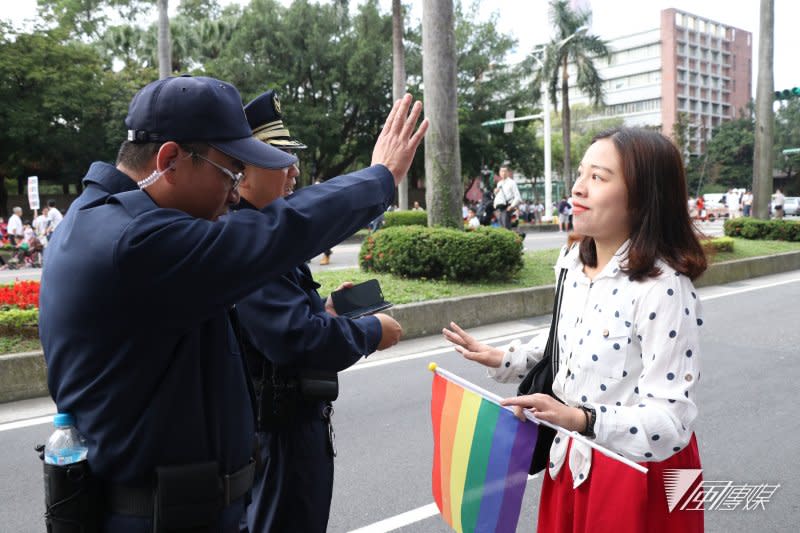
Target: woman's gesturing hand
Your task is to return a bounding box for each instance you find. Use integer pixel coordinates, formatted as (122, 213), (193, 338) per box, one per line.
(442, 321), (505, 368)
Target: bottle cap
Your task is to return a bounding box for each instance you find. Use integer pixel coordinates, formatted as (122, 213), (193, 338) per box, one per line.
(53, 413), (75, 428)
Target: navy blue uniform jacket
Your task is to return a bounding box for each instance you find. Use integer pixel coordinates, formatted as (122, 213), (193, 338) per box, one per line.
(234, 198), (381, 374)
(39, 162), (394, 486)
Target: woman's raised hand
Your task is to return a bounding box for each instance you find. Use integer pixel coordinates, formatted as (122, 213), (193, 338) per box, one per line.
(442, 321), (504, 368)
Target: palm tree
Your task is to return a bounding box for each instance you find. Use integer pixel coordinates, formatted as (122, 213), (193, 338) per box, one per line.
(422, 0), (462, 228)
(540, 0), (609, 191)
(752, 0), (774, 219)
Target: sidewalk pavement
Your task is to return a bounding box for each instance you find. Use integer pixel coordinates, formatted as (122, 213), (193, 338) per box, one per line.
(2, 250), (799, 403)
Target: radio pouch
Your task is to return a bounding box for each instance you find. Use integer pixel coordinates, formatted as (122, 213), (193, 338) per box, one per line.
(43, 460), (102, 533)
(153, 461), (221, 532)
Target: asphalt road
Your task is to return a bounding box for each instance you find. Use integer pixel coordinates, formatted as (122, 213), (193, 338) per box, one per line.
(1, 269), (798, 532)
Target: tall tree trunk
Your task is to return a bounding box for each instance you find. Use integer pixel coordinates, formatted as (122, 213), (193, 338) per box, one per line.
(392, 0), (409, 210)
(561, 54), (572, 192)
(157, 0), (171, 80)
(752, 0), (774, 219)
(422, 0), (462, 228)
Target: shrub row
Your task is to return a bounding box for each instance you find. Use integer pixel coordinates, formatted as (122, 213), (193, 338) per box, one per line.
(359, 226), (523, 282)
(382, 210), (428, 228)
(723, 218), (800, 241)
(0, 308), (39, 338)
(701, 236), (734, 253)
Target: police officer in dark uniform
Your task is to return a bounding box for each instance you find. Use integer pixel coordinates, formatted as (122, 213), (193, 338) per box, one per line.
(235, 89), (402, 533)
(39, 75), (427, 532)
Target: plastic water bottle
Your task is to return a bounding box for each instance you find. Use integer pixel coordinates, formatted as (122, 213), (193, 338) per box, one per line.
(44, 413), (88, 465)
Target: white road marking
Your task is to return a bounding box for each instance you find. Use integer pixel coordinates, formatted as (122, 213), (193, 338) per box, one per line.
(348, 474), (540, 533)
(0, 414), (53, 432)
(343, 328), (547, 373)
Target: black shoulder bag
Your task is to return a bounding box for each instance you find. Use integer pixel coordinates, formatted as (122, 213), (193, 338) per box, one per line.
(517, 268), (568, 475)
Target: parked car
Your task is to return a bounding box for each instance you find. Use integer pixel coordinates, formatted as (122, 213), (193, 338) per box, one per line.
(782, 196), (800, 216)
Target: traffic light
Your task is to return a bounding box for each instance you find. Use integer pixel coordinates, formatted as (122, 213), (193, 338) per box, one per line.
(774, 87), (800, 100)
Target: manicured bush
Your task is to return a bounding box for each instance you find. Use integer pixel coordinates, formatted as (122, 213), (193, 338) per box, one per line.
(382, 210), (428, 228)
(701, 236), (734, 253)
(724, 218), (800, 241)
(359, 226), (523, 281)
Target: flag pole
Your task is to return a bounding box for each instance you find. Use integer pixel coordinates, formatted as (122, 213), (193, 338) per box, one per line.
(429, 363), (648, 474)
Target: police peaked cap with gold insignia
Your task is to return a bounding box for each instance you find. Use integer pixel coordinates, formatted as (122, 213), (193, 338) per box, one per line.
(244, 90), (307, 150)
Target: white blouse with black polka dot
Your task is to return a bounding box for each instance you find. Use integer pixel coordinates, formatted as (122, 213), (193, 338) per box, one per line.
(489, 242), (702, 488)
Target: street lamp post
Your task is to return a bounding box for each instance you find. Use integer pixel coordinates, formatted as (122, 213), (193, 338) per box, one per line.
(533, 26), (588, 222)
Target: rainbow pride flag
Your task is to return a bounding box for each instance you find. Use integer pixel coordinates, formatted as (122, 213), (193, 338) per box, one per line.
(431, 368), (539, 533)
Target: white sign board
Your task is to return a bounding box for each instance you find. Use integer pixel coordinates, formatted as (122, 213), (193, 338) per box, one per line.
(503, 109), (515, 134)
(27, 176), (40, 211)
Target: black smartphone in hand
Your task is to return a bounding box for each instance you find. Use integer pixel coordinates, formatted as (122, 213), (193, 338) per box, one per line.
(331, 279), (393, 319)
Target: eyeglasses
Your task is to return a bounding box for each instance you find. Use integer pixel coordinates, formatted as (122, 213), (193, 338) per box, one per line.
(191, 153), (243, 192)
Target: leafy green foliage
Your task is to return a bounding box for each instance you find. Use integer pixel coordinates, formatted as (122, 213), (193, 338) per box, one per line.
(701, 236), (734, 253)
(359, 225), (523, 281)
(724, 218), (800, 241)
(382, 211), (427, 227)
(0, 29), (126, 186)
(0, 308), (39, 328)
(774, 99), (800, 194)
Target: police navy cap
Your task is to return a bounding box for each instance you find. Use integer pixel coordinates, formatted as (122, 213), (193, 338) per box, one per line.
(125, 75), (297, 169)
(244, 89), (307, 149)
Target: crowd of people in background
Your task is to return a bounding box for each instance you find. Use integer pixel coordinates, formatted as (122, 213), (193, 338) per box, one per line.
(0, 199), (62, 268)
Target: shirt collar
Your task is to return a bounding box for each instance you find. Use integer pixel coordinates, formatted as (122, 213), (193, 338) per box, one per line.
(82, 162), (139, 194)
(559, 239), (632, 282)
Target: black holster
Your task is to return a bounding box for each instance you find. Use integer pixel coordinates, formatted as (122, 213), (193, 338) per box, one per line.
(257, 370), (339, 430)
(43, 460), (103, 533)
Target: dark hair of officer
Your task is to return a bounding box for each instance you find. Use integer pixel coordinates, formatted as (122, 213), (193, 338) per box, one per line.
(577, 127), (707, 281)
(116, 141), (210, 172)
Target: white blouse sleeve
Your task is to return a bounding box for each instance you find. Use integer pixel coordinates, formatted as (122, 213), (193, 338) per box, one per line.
(488, 330), (549, 383)
(589, 273), (702, 462)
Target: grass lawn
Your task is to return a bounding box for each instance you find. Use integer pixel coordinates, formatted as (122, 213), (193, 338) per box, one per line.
(0, 335), (42, 354)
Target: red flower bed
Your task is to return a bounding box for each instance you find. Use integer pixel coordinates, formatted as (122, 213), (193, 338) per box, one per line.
(0, 280), (40, 309)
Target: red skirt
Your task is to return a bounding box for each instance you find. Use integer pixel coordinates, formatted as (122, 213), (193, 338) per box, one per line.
(537, 434), (703, 533)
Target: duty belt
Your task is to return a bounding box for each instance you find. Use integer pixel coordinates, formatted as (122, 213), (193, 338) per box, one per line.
(107, 459), (256, 517)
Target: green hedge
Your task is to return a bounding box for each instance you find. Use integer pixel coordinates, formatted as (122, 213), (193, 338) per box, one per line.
(359, 226), (523, 281)
(0, 308), (39, 339)
(724, 218), (800, 241)
(701, 236), (734, 253)
(382, 210), (428, 228)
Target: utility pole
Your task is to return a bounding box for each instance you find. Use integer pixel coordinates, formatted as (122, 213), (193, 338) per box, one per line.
(392, 0), (409, 210)
(157, 0), (171, 80)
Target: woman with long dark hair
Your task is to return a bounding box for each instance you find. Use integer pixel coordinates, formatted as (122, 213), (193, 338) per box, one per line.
(444, 127), (706, 532)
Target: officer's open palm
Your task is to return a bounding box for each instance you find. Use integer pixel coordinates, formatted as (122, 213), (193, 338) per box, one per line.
(371, 94), (429, 186)
(325, 281), (354, 316)
(442, 321), (504, 368)
(375, 313), (402, 350)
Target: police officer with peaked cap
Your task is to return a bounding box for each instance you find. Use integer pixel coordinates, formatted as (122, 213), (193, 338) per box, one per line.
(234, 89), (403, 532)
(39, 75), (427, 532)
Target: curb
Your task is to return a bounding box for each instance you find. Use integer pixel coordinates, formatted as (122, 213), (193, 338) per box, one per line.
(3, 250), (800, 404)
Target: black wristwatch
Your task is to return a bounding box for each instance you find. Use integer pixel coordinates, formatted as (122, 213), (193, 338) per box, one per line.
(579, 405), (597, 439)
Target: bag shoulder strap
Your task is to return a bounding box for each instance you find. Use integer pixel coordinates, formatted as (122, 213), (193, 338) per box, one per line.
(544, 268), (568, 379)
